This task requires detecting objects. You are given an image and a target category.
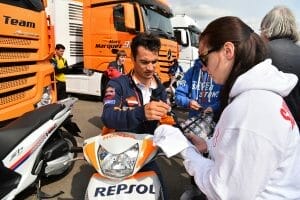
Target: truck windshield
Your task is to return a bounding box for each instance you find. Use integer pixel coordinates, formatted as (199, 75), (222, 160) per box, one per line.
(142, 6), (173, 39)
(0, 0), (44, 12)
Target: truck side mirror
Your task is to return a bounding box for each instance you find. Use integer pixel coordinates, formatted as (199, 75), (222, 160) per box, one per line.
(42, 0), (47, 8)
(124, 4), (136, 31)
(113, 4), (136, 32)
(174, 30), (188, 47)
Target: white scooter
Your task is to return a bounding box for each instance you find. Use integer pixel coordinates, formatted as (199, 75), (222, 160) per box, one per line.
(82, 132), (165, 200)
(0, 97), (81, 200)
(80, 111), (214, 200)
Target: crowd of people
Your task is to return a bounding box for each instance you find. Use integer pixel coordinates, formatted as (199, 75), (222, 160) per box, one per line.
(55, 5), (299, 199)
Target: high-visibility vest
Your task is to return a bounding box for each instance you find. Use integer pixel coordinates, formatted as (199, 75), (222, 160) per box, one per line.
(52, 56), (67, 82)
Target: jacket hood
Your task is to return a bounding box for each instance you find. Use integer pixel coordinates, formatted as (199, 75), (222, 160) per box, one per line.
(230, 59), (298, 99)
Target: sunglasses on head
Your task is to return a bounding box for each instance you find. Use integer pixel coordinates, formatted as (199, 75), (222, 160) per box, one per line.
(198, 47), (219, 66)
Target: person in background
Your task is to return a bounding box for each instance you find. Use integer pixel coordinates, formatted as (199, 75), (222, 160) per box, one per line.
(155, 16), (300, 199)
(175, 58), (222, 118)
(101, 50), (127, 100)
(108, 49), (127, 74)
(165, 59), (184, 106)
(260, 5), (300, 128)
(168, 59), (183, 77)
(50, 44), (68, 100)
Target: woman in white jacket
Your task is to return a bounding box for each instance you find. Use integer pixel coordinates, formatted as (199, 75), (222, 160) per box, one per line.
(155, 16), (300, 200)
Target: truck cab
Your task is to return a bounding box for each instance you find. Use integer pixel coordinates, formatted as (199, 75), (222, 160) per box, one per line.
(0, 0), (56, 124)
(50, 0), (178, 98)
(171, 14), (201, 72)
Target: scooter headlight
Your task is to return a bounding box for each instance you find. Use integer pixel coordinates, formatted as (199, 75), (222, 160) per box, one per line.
(98, 143), (139, 179)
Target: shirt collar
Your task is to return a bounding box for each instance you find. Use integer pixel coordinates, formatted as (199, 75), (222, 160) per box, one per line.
(131, 72), (157, 90)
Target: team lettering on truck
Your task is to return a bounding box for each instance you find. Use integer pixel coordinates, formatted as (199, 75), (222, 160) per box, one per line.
(3, 15), (35, 28)
(94, 184), (155, 197)
(95, 40), (124, 49)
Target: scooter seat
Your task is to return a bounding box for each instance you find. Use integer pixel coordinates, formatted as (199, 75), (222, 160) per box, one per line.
(0, 104), (64, 160)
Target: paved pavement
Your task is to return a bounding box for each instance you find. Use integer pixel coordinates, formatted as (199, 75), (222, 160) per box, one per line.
(16, 96), (199, 200)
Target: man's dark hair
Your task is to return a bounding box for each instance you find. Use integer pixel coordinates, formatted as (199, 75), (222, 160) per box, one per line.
(130, 32), (161, 59)
(55, 43), (65, 50)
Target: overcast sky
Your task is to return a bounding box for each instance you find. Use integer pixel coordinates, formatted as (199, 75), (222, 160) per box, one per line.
(168, 0), (300, 33)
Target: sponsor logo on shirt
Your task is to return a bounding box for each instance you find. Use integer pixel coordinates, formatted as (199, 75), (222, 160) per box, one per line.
(104, 99), (116, 105)
(280, 101), (296, 129)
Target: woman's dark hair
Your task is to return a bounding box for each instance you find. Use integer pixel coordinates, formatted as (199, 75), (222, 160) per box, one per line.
(200, 16), (267, 113)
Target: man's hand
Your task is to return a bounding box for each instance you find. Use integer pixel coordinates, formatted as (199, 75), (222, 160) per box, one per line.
(189, 100), (201, 111)
(185, 133), (208, 153)
(144, 101), (170, 121)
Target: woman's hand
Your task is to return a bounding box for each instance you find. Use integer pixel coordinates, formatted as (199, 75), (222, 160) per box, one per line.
(185, 133), (208, 153)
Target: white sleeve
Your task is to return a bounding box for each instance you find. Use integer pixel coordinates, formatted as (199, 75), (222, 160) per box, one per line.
(181, 128), (280, 200)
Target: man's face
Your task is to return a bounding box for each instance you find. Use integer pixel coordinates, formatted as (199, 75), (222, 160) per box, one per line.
(107, 67), (121, 79)
(55, 48), (65, 57)
(104, 86), (116, 99)
(118, 55), (126, 65)
(132, 46), (158, 81)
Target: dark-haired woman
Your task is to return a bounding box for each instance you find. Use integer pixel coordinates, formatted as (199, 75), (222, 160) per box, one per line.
(158, 16), (300, 200)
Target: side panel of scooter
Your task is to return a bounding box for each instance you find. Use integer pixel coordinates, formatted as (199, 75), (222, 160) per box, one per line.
(86, 171), (162, 200)
(2, 120), (57, 198)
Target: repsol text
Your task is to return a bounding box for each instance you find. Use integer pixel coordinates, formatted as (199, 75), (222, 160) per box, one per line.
(94, 184), (155, 197)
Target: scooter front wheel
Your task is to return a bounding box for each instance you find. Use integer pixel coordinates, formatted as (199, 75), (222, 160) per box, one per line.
(42, 130), (78, 179)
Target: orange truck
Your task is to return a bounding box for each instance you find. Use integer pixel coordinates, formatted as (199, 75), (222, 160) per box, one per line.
(0, 0), (56, 124)
(59, 0), (178, 98)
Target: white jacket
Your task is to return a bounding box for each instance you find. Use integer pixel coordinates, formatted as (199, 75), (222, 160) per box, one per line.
(180, 59), (300, 200)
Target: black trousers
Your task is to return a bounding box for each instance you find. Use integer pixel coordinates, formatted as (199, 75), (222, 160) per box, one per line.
(56, 81), (67, 100)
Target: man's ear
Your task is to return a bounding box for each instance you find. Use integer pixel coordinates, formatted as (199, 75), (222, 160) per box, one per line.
(223, 42), (235, 60)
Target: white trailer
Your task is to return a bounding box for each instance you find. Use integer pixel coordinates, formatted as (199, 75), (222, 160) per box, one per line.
(47, 0), (102, 97)
(171, 14), (201, 72)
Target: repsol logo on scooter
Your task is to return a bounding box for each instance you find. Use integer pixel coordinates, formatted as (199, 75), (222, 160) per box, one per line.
(3, 15), (35, 28)
(94, 184), (155, 197)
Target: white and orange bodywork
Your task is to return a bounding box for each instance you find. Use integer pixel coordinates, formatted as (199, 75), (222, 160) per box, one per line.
(83, 132), (162, 199)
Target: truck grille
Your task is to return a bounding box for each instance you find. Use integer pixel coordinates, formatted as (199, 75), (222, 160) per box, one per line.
(0, 63), (37, 108)
(0, 35), (39, 62)
(0, 36), (32, 46)
(0, 50), (34, 60)
(0, 91), (27, 106)
(158, 48), (177, 82)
